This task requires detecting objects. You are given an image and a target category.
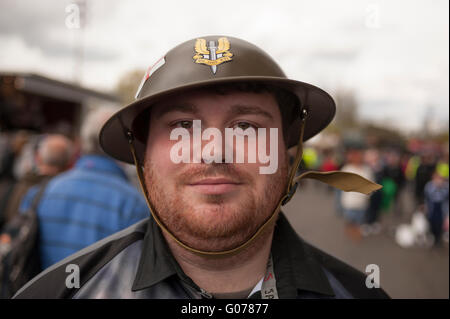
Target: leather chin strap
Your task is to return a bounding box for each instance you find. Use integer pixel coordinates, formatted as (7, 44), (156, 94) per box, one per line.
(125, 109), (382, 258)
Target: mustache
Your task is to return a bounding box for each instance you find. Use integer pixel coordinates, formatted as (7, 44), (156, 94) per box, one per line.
(176, 163), (254, 186)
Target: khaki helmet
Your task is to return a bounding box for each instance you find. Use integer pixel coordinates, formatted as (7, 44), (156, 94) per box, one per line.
(99, 35), (335, 164)
(99, 36), (380, 257)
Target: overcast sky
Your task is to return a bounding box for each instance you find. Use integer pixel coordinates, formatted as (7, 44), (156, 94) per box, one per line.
(0, 0), (448, 133)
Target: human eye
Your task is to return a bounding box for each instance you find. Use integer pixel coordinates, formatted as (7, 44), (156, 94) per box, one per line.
(232, 121), (257, 131)
(171, 120), (193, 129)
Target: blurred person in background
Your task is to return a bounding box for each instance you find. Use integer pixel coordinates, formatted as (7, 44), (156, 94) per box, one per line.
(424, 171), (449, 247)
(340, 148), (375, 240)
(300, 147), (319, 190)
(302, 147), (319, 170)
(320, 148), (339, 193)
(19, 107), (149, 270)
(414, 153), (436, 210)
(361, 148), (384, 236)
(0, 131), (31, 227)
(400, 152), (412, 180)
(1, 134), (73, 226)
(405, 154), (421, 182)
(380, 150), (406, 217)
(436, 152), (449, 180)
(320, 148), (339, 172)
(12, 134), (43, 181)
(0, 131), (29, 182)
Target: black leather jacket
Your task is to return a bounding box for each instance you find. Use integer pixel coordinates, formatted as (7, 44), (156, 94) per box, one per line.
(14, 213), (390, 299)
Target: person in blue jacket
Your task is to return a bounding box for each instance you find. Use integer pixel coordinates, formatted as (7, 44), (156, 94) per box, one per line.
(20, 107), (149, 270)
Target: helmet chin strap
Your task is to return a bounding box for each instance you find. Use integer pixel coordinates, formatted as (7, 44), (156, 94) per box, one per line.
(126, 107), (381, 257)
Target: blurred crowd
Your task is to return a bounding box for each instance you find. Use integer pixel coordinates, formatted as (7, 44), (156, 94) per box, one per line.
(0, 108), (149, 297)
(298, 143), (449, 247)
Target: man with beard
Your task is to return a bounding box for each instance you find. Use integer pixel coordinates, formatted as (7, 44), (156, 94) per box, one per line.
(14, 36), (389, 299)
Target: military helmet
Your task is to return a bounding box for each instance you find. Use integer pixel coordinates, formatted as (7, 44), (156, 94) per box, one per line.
(99, 35), (335, 164)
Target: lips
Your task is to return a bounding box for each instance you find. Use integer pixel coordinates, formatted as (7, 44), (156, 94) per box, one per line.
(188, 178), (242, 195)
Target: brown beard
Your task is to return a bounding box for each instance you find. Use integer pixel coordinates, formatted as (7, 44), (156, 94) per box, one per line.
(143, 160), (288, 252)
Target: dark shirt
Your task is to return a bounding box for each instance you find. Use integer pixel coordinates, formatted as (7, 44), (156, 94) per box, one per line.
(415, 163), (436, 202)
(13, 213), (390, 299)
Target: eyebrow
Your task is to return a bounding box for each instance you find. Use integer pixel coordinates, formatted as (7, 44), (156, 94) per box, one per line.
(154, 103), (274, 120)
(229, 104), (274, 120)
(154, 103), (199, 118)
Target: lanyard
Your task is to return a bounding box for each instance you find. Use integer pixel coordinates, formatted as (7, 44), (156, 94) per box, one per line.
(197, 254), (279, 299)
(261, 254), (279, 299)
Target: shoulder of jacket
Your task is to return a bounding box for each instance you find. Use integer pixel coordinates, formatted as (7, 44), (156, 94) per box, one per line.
(13, 218), (149, 299)
(302, 241), (391, 299)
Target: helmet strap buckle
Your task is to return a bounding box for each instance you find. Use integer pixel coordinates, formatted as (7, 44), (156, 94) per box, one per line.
(281, 181), (299, 206)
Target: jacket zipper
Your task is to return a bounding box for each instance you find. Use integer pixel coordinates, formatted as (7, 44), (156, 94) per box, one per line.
(199, 288), (213, 299)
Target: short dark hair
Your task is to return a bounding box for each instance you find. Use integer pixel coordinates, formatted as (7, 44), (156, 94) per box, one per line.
(132, 81), (300, 145)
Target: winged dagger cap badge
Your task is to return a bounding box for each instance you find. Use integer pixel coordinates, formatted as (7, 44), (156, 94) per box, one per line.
(193, 37), (233, 74)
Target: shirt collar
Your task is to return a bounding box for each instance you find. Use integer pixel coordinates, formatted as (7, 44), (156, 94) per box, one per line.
(131, 215), (191, 291)
(75, 155), (128, 180)
(132, 212), (335, 297)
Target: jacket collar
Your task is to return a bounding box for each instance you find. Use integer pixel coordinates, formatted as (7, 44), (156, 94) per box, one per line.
(132, 212), (335, 297)
(131, 215), (184, 291)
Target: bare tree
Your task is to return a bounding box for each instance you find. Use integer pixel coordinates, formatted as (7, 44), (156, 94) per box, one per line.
(334, 89), (359, 130)
(115, 69), (146, 104)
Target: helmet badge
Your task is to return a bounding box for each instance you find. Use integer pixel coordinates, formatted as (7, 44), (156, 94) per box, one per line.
(193, 37), (233, 74)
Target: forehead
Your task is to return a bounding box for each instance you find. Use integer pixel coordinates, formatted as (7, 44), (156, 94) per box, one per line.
(150, 88), (281, 119)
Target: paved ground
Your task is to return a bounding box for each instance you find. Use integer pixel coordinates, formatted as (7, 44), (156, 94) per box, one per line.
(282, 180), (449, 299)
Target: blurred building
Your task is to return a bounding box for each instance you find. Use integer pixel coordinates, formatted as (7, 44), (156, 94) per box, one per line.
(0, 73), (119, 137)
